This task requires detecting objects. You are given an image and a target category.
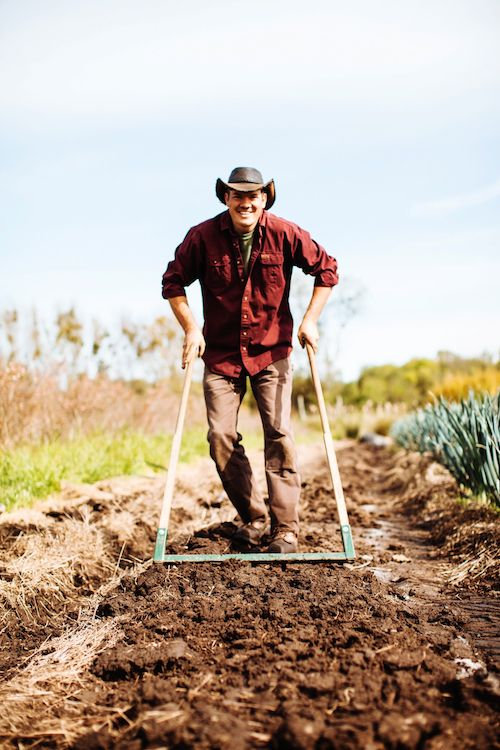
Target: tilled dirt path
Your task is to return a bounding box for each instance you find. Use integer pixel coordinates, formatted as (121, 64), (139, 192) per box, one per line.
(0, 442), (499, 749)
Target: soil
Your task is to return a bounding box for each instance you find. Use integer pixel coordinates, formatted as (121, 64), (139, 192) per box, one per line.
(0, 441), (499, 749)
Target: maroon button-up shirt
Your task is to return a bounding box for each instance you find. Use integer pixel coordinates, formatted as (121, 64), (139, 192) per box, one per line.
(162, 210), (338, 377)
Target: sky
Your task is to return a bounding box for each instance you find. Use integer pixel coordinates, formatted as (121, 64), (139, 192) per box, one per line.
(1, 0), (499, 380)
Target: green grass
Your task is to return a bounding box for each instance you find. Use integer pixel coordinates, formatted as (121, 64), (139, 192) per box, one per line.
(0, 420), (329, 512)
(0, 428), (214, 511)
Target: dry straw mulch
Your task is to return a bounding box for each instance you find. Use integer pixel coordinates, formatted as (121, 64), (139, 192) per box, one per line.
(375, 448), (500, 590)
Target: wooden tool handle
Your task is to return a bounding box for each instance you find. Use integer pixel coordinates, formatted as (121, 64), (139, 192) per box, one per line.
(305, 343), (349, 527)
(159, 358), (194, 529)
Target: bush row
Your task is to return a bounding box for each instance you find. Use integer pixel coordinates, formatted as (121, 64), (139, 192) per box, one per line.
(391, 392), (500, 506)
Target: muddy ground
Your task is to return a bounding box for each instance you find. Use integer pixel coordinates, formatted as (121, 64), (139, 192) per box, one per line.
(0, 441), (499, 749)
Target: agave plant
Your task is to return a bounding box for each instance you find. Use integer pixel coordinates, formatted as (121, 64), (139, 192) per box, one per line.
(391, 392), (500, 506)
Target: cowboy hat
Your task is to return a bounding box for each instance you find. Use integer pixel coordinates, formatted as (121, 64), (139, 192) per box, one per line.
(216, 167), (275, 209)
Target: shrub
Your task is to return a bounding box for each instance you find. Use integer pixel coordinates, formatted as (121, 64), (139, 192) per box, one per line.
(391, 392), (500, 506)
(432, 368), (500, 401)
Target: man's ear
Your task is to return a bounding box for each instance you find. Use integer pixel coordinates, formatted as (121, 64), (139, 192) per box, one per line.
(224, 190), (230, 206)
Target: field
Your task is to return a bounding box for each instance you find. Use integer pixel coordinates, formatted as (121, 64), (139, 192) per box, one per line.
(0, 440), (498, 749)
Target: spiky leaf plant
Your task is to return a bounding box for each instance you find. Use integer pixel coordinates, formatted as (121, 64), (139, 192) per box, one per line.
(391, 392), (500, 506)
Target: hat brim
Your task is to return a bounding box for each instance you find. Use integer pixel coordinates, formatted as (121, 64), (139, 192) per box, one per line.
(216, 177), (275, 210)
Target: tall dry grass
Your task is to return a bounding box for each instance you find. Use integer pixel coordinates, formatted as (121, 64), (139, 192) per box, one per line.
(0, 307), (207, 448)
(0, 362), (206, 450)
(325, 398), (406, 439)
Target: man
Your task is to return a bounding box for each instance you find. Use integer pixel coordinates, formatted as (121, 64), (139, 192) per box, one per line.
(162, 167), (338, 553)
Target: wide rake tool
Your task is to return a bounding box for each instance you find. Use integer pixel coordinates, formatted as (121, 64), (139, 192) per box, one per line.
(153, 344), (355, 564)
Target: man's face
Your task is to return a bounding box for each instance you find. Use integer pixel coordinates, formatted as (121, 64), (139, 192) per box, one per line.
(224, 189), (267, 235)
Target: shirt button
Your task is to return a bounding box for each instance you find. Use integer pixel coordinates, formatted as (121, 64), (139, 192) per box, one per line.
(242, 346), (247, 351)
(243, 331), (247, 336)
(243, 314), (247, 318)
(244, 296), (248, 301)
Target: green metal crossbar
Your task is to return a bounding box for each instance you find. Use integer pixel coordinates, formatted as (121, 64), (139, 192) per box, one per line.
(153, 524), (355, 564)
(153, 346), (356, 565)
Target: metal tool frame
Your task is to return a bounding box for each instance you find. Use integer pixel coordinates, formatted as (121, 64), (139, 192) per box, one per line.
(153, 344), (355, 564)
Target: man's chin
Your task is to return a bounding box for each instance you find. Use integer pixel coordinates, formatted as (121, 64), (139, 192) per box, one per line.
(236, 217), (257, 232)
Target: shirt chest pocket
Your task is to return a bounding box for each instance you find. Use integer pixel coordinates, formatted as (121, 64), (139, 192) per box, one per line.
(206, 256), (233, 291)
(258, 252), (285, 288)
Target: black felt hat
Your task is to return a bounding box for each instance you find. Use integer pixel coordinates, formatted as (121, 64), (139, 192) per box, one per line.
(216, 167), (275, 209)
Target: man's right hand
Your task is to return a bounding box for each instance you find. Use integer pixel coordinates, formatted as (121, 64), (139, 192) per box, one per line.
(182, 327), (206, 368)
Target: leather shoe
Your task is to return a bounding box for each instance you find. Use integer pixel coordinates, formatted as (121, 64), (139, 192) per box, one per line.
(232, 518), (269, 548)
(267, 530), (298, 554)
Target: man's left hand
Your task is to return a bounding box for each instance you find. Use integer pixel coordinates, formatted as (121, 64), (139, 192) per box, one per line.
(297, 318), (319, 352)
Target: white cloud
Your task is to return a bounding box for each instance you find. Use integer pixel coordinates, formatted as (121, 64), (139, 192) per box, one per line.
(413, 180), (500, 216)
(1, 0), (499, 125)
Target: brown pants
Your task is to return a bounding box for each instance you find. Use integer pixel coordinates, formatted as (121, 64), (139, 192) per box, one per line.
(203, 358), (300, 533)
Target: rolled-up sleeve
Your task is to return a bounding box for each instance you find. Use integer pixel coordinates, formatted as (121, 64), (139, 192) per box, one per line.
(291, 227), (338, 288)
(162, 227), (203, 299)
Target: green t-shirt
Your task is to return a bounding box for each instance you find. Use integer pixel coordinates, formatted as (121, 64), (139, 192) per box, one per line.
(239, 230), (254, 275)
